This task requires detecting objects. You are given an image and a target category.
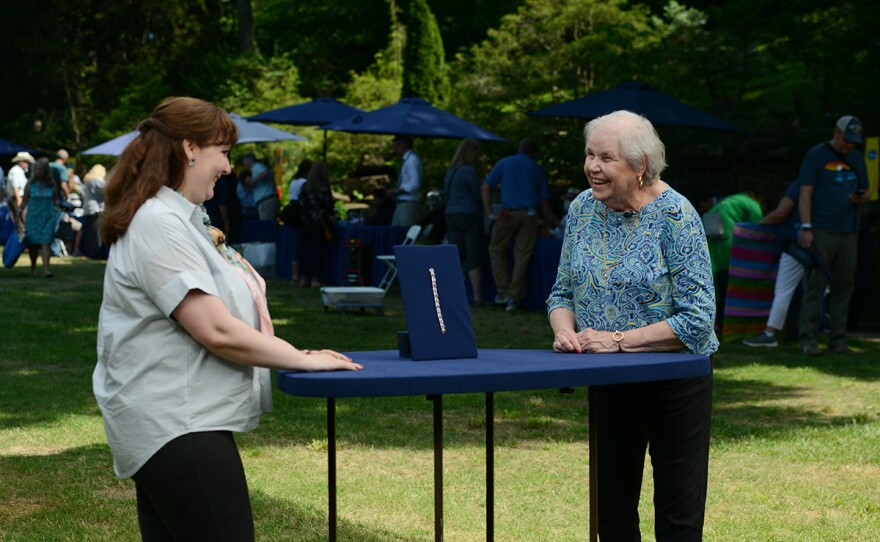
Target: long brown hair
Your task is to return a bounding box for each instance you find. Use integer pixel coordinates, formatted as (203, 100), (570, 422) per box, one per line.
(29, 158), (53, 187)
(449, 138), (480, 168)
(304, 161), (330, 193)
(101, 97), (238, 244)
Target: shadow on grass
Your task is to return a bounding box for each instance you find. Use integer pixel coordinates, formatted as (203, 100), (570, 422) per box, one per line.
(4, 260), (873, 470)
(250, 386), (591, 451)
(0, 444), (425, 542)
(708, 375), (873, 443)
(262, 374), (867, 452)
(716, 339), (880, 381)
(0, 359), (100, 429)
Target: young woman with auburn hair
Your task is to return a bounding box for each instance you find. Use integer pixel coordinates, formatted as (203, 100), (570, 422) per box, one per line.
(94, 96), (361, 541)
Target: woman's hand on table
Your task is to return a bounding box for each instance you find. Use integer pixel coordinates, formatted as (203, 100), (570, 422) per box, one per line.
(577, 328), (620, 354)
(301, 349), (363, 371)
(552, 329), (582, 353)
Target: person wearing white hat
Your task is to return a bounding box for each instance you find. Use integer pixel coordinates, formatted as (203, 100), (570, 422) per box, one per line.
(6, 152), (35, 229)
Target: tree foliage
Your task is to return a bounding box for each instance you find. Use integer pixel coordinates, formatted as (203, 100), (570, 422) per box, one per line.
(0, 0), (877, 204)
(253, 0), (392, 98)
(400, 0), (450, 104)
(448, 0), (664, 185)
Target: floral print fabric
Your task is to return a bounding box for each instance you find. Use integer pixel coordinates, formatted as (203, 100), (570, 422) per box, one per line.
(547, 187), (719, 356)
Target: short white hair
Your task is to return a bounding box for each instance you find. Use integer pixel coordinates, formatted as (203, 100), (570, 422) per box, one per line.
(583, 110), (666, 182)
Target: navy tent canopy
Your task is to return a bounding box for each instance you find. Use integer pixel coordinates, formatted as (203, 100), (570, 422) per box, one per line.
(322, 97), (508, 142)
(0, 138), (35, 155)
(248, 98), (365, 160)
(248, 98), (364, 126)
(528, 81), (740, 132)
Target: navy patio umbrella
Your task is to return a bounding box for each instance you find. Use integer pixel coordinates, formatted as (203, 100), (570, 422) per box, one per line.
(249, 98), (364, 126)
(83, 114), (305, 156)
(0, 138), (35, 155)
(528, 81), (740, 132)
(322, 97), (508, 142)
(248, 98), (364, 161)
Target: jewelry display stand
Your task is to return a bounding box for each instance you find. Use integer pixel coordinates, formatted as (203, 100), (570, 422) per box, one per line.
(394, 245), (478, 360)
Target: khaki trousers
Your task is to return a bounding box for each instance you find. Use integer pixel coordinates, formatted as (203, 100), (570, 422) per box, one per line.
(798, 230), (858, 348)
(488, 210), (538, 303)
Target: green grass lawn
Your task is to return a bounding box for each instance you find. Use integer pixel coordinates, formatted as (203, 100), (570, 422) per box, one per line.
(1, 254), (878, 541)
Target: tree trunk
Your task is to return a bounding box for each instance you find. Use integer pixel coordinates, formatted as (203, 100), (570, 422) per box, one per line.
(237, 0), (255, 54)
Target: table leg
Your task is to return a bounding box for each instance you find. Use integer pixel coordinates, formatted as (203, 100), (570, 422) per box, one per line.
(428, 394), (444, 542)
(486, 391), (494, 542)
(589, 387), (597, 542)
(328, 397), (337, 542)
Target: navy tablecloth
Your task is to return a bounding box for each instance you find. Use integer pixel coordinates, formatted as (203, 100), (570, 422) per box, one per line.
(277, 349), (711, 398)
(240, 219), (279, 243)
(273, 223), (410, 285)
(240, 218), (563, 311)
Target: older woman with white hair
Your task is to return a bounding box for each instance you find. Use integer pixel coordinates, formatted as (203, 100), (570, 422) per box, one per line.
(547, 110), (717, 541)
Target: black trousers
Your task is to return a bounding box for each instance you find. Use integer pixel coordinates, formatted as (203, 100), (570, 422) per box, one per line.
(596, 371), (713, 542)
(132, 431), (255, 542)
(297, 223), (329, 281)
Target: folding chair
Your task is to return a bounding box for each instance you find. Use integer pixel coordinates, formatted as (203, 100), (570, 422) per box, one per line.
(377, 224), (421, 290)
(320, 224), (422, 315)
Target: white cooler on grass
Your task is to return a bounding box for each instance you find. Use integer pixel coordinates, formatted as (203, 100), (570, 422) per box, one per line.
(318, 224), (422, 316)
(320, 286), (386, 315)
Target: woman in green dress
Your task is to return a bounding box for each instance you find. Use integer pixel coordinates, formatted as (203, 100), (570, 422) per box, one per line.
(22, 158), (59, 277)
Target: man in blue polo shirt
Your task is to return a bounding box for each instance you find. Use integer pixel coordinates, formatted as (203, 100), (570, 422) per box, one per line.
(797, 115), (869, 355)
(481, 138), (553, 311)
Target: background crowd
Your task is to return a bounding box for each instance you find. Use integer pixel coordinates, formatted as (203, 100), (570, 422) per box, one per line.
(2, 110), (873, 352)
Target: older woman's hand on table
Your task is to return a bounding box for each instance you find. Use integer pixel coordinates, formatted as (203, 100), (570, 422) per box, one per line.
(577, 328), (621, 353)
(553, 327), (622, 353)
(552, 328), (582, 353)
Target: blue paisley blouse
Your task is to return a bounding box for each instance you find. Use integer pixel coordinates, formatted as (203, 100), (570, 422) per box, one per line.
(546, 187), (718, 356)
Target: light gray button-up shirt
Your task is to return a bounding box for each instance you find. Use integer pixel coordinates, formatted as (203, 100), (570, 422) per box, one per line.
(396, 150), (423, 202)
(94, 187), (265, 478)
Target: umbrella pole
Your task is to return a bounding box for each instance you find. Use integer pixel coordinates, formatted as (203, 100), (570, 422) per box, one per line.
(323, 130), (328, 162)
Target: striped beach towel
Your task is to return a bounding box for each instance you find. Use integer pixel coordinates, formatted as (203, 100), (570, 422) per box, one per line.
(723, 223), (779, 336)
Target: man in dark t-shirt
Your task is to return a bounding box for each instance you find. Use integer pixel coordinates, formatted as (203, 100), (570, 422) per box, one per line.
(796, 115), (869, 355)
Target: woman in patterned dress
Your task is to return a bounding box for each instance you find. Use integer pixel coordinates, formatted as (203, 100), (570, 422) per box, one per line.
(22, 158), (59, 277)
(546, 110), (718, 542)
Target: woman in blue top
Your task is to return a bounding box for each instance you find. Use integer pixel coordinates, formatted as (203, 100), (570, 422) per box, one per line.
(443, 138), (486, 306)
(547, 110), (718, 542)
(22, 158), (59, 277)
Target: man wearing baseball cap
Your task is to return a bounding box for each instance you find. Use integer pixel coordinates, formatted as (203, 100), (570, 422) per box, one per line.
(796, 115), (869, 355)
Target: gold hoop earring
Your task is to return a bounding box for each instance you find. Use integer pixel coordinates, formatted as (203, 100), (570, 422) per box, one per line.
(638, 174), (644, 189)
